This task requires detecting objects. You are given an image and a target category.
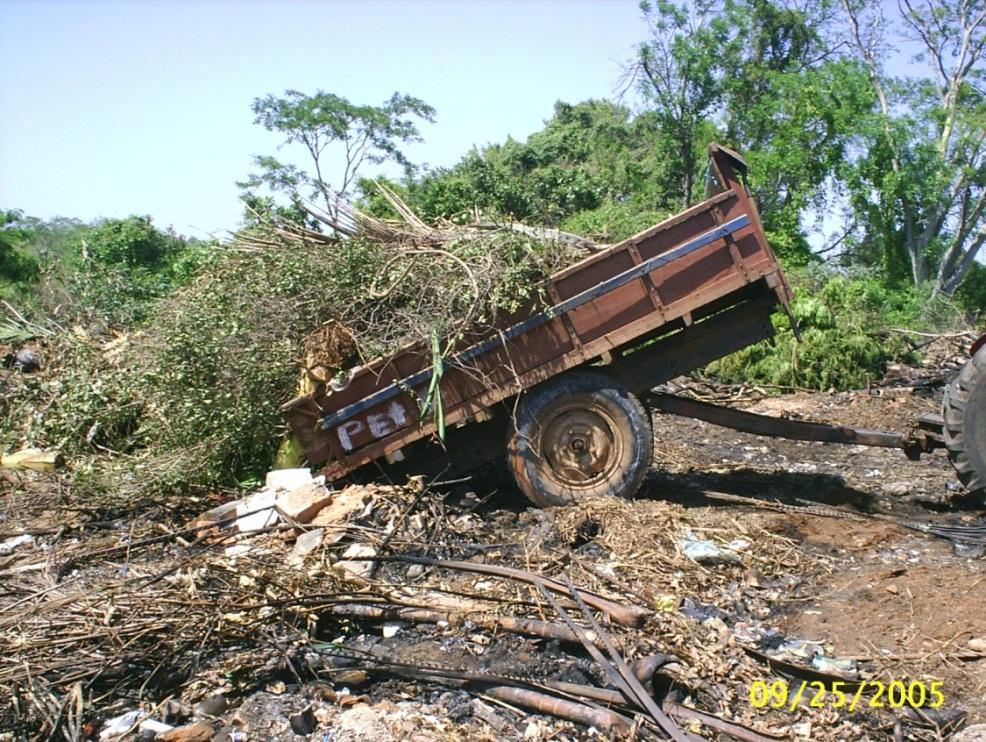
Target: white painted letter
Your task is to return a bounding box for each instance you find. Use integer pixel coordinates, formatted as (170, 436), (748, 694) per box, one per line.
(337, 419), (365, 451)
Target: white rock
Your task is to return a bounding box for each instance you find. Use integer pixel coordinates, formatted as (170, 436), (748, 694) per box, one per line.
(235, 489), (278, 532)
(292, 528), (325, 558)
(334, 543), (377, 580)
(792, 721), (812, 738)
(331, 705), (394, 741)
(190, 500), (239, 526)
(382, 623), (402, 638)
(224, 543), (253, 557)
(342, 542), (375, 559)
(99, 710), (144, 739)
(276, 482), (333, 523)
(138, 719), (174, 735)
(682, 536), (741, 565)
(953, 724), (986, 741)
(265, 468), (314, 492)
(0, 534), (34, 554)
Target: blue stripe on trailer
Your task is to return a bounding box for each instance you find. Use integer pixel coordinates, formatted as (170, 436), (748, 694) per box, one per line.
(319, 214), (750, 430)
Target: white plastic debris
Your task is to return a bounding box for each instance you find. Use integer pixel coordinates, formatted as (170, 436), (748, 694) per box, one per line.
(681, 536), (741, 565)
(235, 488), (278, 532)
(382, 623), (402, 638)
(775, 638), (823, 659)
(810, 654), (859, 677)
(99, 710), (144, 739)
(0, 534), (34, 554)
(138, 719), (173, 736)
(265, 467), (314, 492)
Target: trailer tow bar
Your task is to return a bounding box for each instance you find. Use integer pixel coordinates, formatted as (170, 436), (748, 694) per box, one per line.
(644, 392), (944, 460)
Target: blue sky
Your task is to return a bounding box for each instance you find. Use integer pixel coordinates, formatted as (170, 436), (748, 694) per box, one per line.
(0, 0), (647, 237)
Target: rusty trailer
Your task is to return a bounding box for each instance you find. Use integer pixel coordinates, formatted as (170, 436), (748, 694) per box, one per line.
(283, 144), (796, 505)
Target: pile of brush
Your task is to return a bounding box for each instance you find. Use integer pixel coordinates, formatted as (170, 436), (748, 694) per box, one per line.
(238, 187), (598, 371)
(0, 191), (599, 502)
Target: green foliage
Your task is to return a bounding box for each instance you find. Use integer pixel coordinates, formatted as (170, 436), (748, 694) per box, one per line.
(125, 243), (349, 491)
(83, 215), (172, 267)
(0, 211), (215, 328)
(71, 216), (214, 327)
(705, 267), (965, 389)
(560, 200), (669, 243)
(1, 242), (353, 500)
(0, 210), (41, 298)
(836, 0), (985, 293)
(0, 333), (140, 458)
(635, 0), (730, 207)
(241, 89), (435, 213)
(955, 262), (986, 317)
(632, 0), (876, 264)
(379, 100), (674, 230)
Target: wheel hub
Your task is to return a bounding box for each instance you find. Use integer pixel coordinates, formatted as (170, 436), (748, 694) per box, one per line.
(541, 407), (620, 487)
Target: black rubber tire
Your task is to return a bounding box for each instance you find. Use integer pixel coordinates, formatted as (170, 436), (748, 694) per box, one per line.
(943, 345), (986, 499)
(506, 371), (653, 507)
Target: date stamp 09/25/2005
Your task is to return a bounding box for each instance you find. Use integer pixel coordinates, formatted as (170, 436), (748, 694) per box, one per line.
(749, 680), (945, 713)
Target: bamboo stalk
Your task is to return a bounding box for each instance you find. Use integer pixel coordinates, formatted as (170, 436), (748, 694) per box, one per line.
(1, 449), (64, 472)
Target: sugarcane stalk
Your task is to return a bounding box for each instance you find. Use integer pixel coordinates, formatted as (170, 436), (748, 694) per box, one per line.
(1, 449), (64, 472)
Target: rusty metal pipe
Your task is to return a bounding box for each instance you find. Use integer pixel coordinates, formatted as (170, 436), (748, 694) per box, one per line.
(482, 685), (632, 735)
(356, 556), (648, 627)
(537, 680), (778, 742)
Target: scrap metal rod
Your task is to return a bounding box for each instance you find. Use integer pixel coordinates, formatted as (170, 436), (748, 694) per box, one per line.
(349, 555), (648, 627)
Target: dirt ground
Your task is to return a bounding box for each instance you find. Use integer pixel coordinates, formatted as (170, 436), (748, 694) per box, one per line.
(3, 379), (985, 741)
(649, 384), (986, 732)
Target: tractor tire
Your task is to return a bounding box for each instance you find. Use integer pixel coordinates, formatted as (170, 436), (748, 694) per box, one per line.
(943, 344), (986, 500)
(506, 371), (653, 507)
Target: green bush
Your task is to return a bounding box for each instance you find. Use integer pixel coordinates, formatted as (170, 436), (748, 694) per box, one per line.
(561, 201), (669, 243)
(72, 216), (215, 327)
(3, 240), (357, 500)
(0, 210), (41, 299)
(0, 333), (139, 457)
(88, 241), (364, 495)
(705, 267), (964, 390)
(955, 262), (986, 319)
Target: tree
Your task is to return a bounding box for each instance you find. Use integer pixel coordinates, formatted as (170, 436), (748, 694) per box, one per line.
(82, 215), (174, 269)
(627, 0), (873, 262)
(358, 99), (678, 240)
(840, 0), (986, 294)
(73, 216), (206, 327)
(628, 0), (730, 208)
(241, 90), (435, 221)
(0, 210), (40, 292)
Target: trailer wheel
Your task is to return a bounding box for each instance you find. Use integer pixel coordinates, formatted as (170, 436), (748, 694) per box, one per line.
(507, 371), (653, 506)
(943, 345), (986, 500)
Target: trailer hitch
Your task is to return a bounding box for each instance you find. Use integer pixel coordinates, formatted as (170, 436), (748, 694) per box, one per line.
(644, 393), (944, 460)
